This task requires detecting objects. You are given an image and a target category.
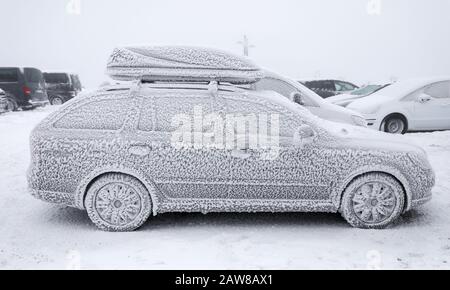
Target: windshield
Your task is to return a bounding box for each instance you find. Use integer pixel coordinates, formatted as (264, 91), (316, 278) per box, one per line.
(44, 73), (70, 84)
(350, 85), (382, 96)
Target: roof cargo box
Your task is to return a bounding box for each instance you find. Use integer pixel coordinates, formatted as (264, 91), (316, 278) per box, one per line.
(106, 46), (264, 84)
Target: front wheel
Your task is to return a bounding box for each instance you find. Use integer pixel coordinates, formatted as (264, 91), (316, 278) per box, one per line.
(340, 173), (405, 229)
(85, 173), (152, 232)
(383, 116), (407, 134)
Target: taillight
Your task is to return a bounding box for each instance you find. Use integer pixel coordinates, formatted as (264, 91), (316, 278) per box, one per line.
(23, 86), (32, 96)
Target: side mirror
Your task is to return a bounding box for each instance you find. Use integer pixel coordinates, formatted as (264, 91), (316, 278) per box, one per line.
(293, 124), (316, 147)
(290, 92), (305, 106)
(417, 93), (432, 103)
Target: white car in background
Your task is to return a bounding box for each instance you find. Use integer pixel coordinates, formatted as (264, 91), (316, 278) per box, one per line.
(348, 77), (450, 134)
(252, 71), (368, 127)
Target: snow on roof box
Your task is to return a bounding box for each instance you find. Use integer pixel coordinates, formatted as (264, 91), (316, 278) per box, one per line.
(106, 46), (264, 84)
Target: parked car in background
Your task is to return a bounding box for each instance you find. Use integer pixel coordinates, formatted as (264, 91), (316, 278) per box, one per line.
(348, 77), (450, 134)
(0, 67), (49, 111)
(28, 46), (434, 231)
(328, 84), (391, 107)
(43, 72), (81, 105)
(0, 88), (7, 113)
(253, 71), (367, 127)
(300, 79), (359, 99)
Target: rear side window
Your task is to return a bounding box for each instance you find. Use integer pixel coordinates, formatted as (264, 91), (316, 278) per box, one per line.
(0, 69), (19, 83)
(44, 73), (70, 84)
(54, 98), (133, 130)
(24, 68), (44, 83)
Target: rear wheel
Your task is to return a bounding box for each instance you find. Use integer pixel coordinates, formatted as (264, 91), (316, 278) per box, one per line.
(383, 116), (407, 134)
(5, 98), (18, 112)
(85, 173), (152, 232)
(340, 173), (405, 229)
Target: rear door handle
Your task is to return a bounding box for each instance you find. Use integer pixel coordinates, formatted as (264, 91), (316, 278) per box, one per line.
(129, 144), (151, 157)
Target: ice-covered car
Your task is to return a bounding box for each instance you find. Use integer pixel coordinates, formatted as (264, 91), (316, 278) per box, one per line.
(327, 84), (391, 107)
(348, 77), (450, 134)
(28, 46), (434, 231)
(0, 88), (7, 113)
(252, 71), (368, 127)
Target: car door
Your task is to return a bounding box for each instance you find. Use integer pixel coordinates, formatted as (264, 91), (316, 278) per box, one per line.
(131, 90), (233, 200)
(222, 92), (332, 201)
(413, 81), (450, 130)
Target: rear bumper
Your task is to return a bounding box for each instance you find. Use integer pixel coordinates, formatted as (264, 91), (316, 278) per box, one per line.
(22, 100), (49, 108)
(30, 188), (76, 208)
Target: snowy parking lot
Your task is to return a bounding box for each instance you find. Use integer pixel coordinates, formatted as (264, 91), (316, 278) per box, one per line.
(0, 106), (449, 270)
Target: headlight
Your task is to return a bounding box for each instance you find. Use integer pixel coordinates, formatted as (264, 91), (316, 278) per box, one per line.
(351, 115), (368, 127)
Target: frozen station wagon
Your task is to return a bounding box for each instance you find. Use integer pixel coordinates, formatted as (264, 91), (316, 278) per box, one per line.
(28, 47), (435, 231)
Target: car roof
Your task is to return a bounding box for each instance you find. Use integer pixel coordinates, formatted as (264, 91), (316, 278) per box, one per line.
(370, 76), (450, 98)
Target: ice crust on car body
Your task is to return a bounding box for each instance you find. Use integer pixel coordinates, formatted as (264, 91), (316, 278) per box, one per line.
(27, 46), (435, 230)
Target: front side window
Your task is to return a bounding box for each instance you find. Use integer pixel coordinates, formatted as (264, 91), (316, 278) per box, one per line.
(256, 77), (297, 99)
(225, 95), (301, 139)
(151, 94), (213, 132)
(54, 98), (133, 130)
(256, 78), (318, 107)
(424, 81), (450, 99)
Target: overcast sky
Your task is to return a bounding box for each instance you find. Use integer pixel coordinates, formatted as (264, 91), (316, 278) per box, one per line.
(1, 0), (450, 87)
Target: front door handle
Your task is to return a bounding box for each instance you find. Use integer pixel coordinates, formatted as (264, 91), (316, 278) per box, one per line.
(129, 144), (151, 157)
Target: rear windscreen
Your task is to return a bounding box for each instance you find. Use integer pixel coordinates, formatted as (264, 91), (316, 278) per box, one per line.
(24, 68), (44, 83)
(44, 73), (70, 84)
(0, 69), (19, 83)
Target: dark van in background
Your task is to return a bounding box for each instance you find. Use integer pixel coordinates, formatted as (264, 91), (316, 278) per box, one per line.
(0, 67), (49, 111)
(43, 72), (82, 105)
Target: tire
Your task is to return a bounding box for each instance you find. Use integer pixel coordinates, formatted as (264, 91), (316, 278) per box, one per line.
(85, 173), (152, 232)
(50, 96), (64, 106)
(383, 116), (407, 134)
(5, 98), (18, 112)
(340, 173), (405, 229)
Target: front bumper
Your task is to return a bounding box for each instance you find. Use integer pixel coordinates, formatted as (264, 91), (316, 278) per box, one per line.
(30, 188), (76, 207)
(411, 194), (432, 209)
(363, 114), (382, 131)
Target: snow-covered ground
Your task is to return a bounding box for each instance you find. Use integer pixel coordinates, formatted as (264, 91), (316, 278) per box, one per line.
(0, 106), (449, 270)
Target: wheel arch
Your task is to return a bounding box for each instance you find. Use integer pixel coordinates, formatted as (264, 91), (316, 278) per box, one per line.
(74, 167), (161, 216)
(334, 165), (413, 212)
